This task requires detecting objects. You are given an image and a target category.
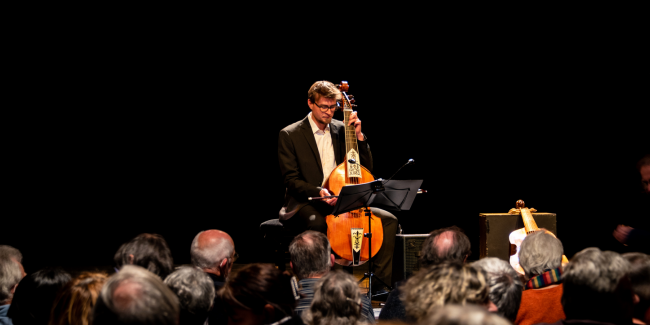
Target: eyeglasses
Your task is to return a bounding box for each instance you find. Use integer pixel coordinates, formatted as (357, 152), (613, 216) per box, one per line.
(313, 101), (339, 112)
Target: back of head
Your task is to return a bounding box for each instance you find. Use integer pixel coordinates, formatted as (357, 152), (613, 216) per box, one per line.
(302, 270), (364, 325)
(402, 262), (489, 322)
(471, 258), (523, 322)
(92, 265), (179, 325)
(190, 230), (234, 270)
(8, 267), (72, 324)
(420, 226), (471, 268)
(416, 304), (511, 325)
(219, 263), (296, 324)
(289, 231), (331, 280)
(562, 247), (633, 323)
(50, 272), (108, 325)
(0, 248), (23, 304)
(518, 230), (563, 278)
(622, 252), (650, 321)
(113, 233), (174, 279)
(164, 266), (215, 325)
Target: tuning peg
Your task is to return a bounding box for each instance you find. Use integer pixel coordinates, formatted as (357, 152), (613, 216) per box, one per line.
(349, 99), (356, 104)
(348, 94), (354, 98)
(351, 104), (358, 108)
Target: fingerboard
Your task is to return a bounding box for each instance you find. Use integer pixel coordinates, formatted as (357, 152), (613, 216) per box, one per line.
(343, 94), (361, 180)
(521, 208), (539, 234)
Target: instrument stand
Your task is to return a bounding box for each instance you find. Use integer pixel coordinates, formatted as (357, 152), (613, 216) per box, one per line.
(331, 178), (423, 300)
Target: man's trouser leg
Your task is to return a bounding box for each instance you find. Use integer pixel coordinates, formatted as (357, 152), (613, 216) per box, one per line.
(370, 207), (398, 288)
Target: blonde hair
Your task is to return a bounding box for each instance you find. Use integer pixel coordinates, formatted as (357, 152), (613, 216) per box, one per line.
(49, 272), (108, 325)
(302, 270), (368, 325)
(307, 81), (341, 104)
(402, 262), (489, 322)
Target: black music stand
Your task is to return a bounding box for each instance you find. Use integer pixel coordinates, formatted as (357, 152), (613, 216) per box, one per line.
(331, 178), (423, 299)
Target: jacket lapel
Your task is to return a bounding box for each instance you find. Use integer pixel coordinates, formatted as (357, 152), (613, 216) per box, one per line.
(330, 121), (342, 164)
(300, 116), (323, 176)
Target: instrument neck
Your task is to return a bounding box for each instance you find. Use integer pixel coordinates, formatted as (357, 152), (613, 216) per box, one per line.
(521, 208), (539, 234)
(343, 108), (359, 155)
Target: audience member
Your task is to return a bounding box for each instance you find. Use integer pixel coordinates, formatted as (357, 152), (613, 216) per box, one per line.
(113, 233), (174, 279)
(555, 247), (635, 325)
(623, 252), (650, 324)
(379, 226), (471, 321)
(613, 154), (650, 254)
(302, 270), (369, 325)
(402, 262), (489, 323)
(1, 246), (25, 325)
(218, 263), (300, 325)
(190, 229), (236, 291)
(164, 266), (215, 325)
(91, 265), (179, 325)
(289, 231), (374, 323)
(49, 272), (108, 325)
(8, 267), (72, 325)
(415, 304), (511, 325)
(514, 230), (566, 325)
(472, 257), (523, 322)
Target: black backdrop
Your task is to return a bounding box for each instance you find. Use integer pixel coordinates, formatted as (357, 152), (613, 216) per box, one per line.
(4, 36), (648, 273)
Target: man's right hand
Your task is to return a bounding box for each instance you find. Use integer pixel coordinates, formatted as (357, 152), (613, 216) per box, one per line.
(320, 188), (338, 206)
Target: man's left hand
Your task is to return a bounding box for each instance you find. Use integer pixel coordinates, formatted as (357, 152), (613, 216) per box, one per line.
(348, 111), (364, 141)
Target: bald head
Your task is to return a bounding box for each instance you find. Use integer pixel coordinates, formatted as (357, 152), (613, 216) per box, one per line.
(191, 230), (235, 276)
(420, 226), (472, 267)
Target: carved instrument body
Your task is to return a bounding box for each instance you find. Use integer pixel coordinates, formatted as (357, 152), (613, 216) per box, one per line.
(324, 81), (383, 266)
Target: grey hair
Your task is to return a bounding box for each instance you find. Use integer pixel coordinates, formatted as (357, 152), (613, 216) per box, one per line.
(622, 252), (650, 301)
(302, 270), (368, 325)
(518, 230), (564, 278)
(0, 252), (23, 303)
(0, 245), (23, 263)
(289, 231), (331, 280)
(472, 258), (523, 322)
(562, 247), (633, 322)
(91, 265), (179, 325)
(190, 230), (234, 269)
(164, 266), (215, 323)
(416, 304), (511, 325)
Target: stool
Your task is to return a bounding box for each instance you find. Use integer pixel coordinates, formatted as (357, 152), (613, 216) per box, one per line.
(260, 219), (297, 270)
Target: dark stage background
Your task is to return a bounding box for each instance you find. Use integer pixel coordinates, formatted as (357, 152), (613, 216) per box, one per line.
(4, 39), (648, 273)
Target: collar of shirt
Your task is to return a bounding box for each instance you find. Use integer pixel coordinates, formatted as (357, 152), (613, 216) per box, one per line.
(307, 112), (330, 135)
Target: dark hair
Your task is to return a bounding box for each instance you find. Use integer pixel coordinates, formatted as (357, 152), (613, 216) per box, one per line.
(307, 81), (342, 104)
(92, 265), (179, 325)
(113, 233), (174, 279)
(219, 263), (296, 322)
(8, 267), (72, 325)
(420, 226), (472, 267)
(50, 272), (108, 325)
(289, 231), (331, 280)
(302, 270), (364, 325)
(164, 266), (215, 325)
(622, 252), (650, 321)
(472, 258), (523, 322)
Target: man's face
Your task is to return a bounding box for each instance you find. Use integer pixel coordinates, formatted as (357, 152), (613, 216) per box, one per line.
(641, 165), (650, 193)
(308, 97), (337, 127)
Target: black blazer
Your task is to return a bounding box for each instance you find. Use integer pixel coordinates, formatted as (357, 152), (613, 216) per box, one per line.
(278, 115), (373, 219)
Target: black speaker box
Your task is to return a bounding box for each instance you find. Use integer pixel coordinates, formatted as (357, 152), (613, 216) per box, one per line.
(391, 234), (429, 287)
(479, 212), (557, 262)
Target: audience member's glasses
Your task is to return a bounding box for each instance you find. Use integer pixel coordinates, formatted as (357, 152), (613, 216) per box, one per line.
(313, 101), (338, 112)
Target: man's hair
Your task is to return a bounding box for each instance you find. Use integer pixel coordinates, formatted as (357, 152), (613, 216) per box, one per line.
(50, 272), (109, 325)
(637, 154), (650, 171)
(622, 252), (650, 301)
(415, 304), (511, 325)
(0, 245), (23, 264)
(307, 80), (342, 104)
(219, 263), (296, 321)
(302, 270), (365, 325)
(518, 230), (564, 278)
(164, 266), (215, 325)
(289, 231), (331, 280)
(402, 262), (489, 322)
(472, 257), (523, 322)
(7, 267), (72, 323)
(420, 226), (472, 267)
(113, 233), (174, 279)
(562, 247), (633, 323)
(92, 265), (179, 325)
(0, 248), (22, 303)
(190, 230), (234, 269)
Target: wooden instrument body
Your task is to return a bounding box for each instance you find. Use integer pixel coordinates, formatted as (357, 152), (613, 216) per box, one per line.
(325, 163), (383, 264)
(323, 81), (383, 266)
(508, 200), (569, 275)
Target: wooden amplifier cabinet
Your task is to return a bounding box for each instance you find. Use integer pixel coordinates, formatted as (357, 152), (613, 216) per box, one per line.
(479, 212), (557, 262)
(391, 234), (429, 287)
